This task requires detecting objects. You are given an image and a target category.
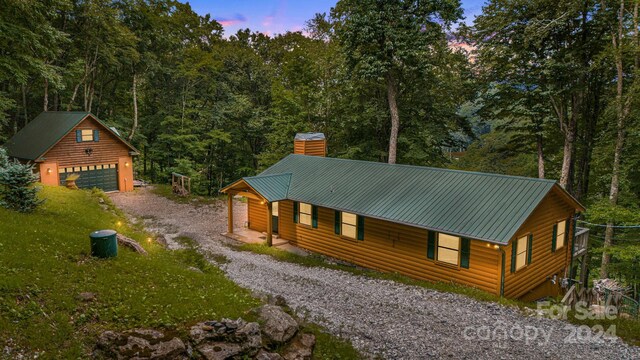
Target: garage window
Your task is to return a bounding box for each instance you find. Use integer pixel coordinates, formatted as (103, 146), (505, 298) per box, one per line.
(77, 129), (99, 142)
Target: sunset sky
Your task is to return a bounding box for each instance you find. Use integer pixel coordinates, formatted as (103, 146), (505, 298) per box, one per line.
(186, 0), (486, 37)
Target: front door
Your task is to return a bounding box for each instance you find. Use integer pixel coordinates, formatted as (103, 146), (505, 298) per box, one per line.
(272, 201), (279, 234)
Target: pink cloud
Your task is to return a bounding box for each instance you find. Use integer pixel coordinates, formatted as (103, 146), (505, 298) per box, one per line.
(215, 13), (247, 27)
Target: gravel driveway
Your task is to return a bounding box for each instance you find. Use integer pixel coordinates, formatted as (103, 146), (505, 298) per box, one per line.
(110, 188), (640, 359)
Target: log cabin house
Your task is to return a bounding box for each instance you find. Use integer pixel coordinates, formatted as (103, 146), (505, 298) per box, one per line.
(4, 112), (138, 192)
(223, 134), (586, 301)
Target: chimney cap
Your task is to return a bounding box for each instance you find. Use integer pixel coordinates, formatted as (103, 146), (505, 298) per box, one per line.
(295, 132), (325, 141)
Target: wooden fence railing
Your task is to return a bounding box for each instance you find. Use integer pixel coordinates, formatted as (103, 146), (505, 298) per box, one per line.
(171, 172), (191, 196)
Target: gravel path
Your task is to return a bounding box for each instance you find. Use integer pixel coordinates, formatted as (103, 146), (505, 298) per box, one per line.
(110, 188), (640, 360)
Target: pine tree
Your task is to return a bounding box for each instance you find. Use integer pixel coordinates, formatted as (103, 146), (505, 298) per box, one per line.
(0, 148), (44, 213)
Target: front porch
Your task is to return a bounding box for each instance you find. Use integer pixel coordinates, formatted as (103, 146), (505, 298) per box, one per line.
(223, 227), (287, 246)
(221, 173), (292, 247)
(222, 225), (309, 256)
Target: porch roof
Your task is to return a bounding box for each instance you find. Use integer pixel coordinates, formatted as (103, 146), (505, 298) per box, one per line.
(222, 173), (291, 202)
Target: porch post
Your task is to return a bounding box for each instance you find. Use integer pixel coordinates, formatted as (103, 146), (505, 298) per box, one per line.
(227, 193), (233, 234)
(266, 201), (273, 247)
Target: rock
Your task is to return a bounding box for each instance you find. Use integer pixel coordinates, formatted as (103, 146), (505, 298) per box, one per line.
(190, 319), (261, 359)
(77, 292), (97, 302)
(256, 349), (284, 360)
(282, 333), (315, 360)
(270, 295), (287, 307)
(94, 329), (187, 359)
(197, 342), (243, 360)
(187, 266), (203, 273)
(257, 305), (298, 344)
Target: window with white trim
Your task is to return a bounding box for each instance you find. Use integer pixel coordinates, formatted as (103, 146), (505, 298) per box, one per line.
(341, 212), (357, 239)
(299, 202), (312, 226)
(437, 233), (460, 266)
(515, 235), (528, 271)
(81, 129), (93, 142)
(555, 220), (566, 250)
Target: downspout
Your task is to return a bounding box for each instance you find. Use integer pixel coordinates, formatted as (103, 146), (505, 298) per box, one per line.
(499, 246), (506, 297)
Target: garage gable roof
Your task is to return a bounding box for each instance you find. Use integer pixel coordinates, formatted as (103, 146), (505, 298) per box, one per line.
(232, 154), (584, 244)
(3, 111), (138, 161)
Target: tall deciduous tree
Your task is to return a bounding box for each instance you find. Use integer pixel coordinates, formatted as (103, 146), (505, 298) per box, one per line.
(331, 0), (462, 164)
(601, 0), (639, 279)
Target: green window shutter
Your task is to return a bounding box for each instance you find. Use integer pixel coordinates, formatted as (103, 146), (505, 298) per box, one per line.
(511, 240), (517, 273)
(293, 201), (298, 223)
(551, 224), (558, 253)
(312, 205), (318, 228)
(76, 130), (82, 142)
(357, 215), (364, 240)
(93, 129), (99, 142)
(334, 210), (341, 235)
(527, 234), (533, 264)
(460, 238), (470, 269)
(427, 231), (436, 260)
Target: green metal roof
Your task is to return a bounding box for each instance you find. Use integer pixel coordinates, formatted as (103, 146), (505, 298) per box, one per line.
(242, 154), (579, 244)
(243, 173), (292, 202)
(3, 111), (138, 160)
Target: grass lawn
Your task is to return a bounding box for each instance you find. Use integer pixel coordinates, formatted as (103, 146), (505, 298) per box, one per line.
(0, 186), (359, 359)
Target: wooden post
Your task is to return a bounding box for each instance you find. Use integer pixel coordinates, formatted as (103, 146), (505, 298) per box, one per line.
(266, 201), (273, 247)
(227, 193), (233, 234)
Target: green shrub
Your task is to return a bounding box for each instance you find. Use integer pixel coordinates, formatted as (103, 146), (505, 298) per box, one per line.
(0, 147), (43, 212)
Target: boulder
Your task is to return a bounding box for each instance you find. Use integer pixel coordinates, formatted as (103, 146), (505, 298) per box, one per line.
(94, 329), (187, 359)
(256, 305), (298, 344)
(256, 349), (285, 360)
(282, 333), (315, 360)
(190, 319), (261, 359)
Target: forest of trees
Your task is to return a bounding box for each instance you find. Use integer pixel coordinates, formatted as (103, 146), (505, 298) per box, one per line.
(1, 0), (639, 293)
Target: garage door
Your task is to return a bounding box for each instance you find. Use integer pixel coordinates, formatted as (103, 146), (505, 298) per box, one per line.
(59, 164), (119, 192)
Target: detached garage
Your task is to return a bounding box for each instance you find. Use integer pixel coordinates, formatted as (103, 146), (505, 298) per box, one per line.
(4, 111), (138, 192)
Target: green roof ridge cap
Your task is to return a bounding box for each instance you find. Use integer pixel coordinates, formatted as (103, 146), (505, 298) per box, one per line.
(284, 154), (558, 184)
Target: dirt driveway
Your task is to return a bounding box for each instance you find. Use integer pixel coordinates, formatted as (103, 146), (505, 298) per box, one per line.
(110, 188), (640, 359)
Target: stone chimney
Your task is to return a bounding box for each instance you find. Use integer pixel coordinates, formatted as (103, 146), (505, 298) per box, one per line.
(294, 132), (326, 157)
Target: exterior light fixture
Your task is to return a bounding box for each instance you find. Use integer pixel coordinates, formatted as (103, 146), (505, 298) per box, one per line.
(47, 168), (52, 174)
(494, 245), (500, 250)
(125, 162), (130, 167)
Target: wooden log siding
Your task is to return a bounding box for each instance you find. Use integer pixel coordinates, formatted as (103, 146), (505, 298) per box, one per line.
(276, 200), (500, 294)
(43, 117), (130, 167)
(293, 139), (326, 157)
(503, 187), (576, 299)
(248, 198), (268, 232)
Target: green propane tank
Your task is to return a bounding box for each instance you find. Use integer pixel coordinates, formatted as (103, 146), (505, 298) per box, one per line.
(89, 229), (118, 258)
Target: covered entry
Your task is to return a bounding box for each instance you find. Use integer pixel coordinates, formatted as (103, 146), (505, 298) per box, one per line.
(220, 173), (291, 246)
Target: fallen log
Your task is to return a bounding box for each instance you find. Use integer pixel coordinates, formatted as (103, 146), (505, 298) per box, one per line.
(116, 234), (148, 255)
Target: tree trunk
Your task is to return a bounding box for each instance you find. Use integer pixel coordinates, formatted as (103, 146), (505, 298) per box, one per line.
(537, 134), (545, 179)
(386, 73), (400, 164)
(21, 84), (28, 127)
(67, 82), (81, 111)
(43, 78), (49, 111)
(128, 73), (138, 141)
(601, 0), (635, 279)
(559, 114), (576, 189)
